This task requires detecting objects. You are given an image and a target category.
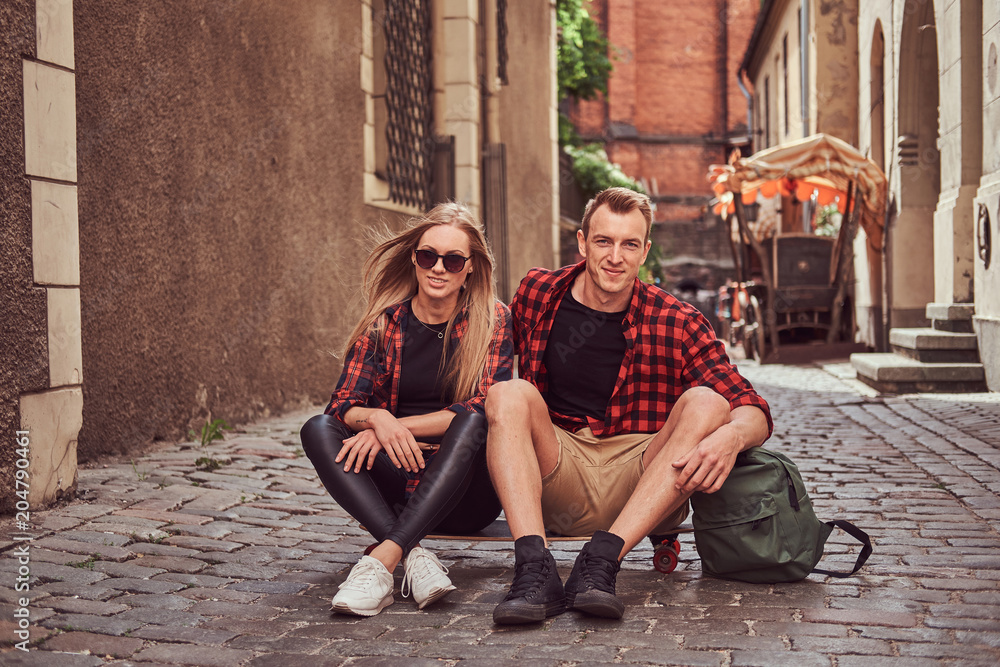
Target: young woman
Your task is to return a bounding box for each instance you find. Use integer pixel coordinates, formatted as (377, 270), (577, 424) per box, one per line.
(300, 202), (512, 617)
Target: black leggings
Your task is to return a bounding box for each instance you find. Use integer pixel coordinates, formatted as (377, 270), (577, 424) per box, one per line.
(300, 411), (501, 553)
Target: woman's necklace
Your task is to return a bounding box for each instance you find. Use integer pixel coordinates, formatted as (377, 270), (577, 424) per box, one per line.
(413, 313), (446, 339)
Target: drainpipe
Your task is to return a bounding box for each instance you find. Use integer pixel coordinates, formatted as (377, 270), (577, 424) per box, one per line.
(737, 67), (753, 151)
(800, 0), (810, 137)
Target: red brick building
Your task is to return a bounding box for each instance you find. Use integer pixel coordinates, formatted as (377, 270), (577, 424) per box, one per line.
(567, 0), (760, 285)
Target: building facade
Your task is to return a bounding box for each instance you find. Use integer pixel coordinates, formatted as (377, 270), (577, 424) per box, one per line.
(566, 0), (760, 287)
(744, 0), (859, 153)
(852, 0), (997, 390)
(1, 0), (559, 511)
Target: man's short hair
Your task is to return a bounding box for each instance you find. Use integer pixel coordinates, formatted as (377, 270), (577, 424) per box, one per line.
(581, 187), (654, 242)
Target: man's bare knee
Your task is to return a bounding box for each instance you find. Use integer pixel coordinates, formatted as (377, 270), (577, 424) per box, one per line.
(485, 379), (538, 426)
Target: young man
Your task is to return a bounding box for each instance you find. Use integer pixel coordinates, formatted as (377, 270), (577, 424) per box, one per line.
(485, 187), (772, 624)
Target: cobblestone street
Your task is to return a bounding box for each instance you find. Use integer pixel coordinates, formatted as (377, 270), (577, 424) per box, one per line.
(3, 362), (1000, 666)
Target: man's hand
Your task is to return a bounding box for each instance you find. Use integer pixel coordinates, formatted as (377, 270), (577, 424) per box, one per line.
(368, 410), (425, 473)
(671, 422), (744, 494)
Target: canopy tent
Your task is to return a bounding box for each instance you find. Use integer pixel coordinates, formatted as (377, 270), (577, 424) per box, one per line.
(708, 133), (888, 250)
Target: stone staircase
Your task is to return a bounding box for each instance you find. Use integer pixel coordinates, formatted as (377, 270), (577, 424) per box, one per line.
(851, 303), (988, 393)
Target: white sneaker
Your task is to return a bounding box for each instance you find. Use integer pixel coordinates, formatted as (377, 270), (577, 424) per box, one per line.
(331, 555), (394, 616)
(402, 546), (457, 610)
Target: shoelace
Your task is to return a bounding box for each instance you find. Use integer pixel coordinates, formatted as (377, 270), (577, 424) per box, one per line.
(340, 559), (383, 592)
(506, 560), (550, 600)
(578, 551), (618, 593)
(401, 551), (449, 598)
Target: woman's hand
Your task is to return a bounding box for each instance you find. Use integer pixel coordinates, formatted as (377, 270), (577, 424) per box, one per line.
(336, 430), (385, 473)
(368, 410), (425, 473)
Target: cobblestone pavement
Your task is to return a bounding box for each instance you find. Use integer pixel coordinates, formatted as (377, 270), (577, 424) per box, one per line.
(3, 362), (1000, 666)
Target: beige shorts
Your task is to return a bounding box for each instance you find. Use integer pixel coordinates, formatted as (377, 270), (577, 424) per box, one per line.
(540, 426), (689, 537)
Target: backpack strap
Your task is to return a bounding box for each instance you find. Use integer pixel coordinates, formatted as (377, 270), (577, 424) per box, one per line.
(811, 520), (873, 578)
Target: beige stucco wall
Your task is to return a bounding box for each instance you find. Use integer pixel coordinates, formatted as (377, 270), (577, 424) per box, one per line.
(747, 0), (802, 148)
(812, 0), (859, 147)
(0, 0), (49, 513)
(73, 1), (392, 459)
(854, 0), (938, 336)
(932, 0), (982, 305)
(748, 0), (858, 149)
(499, 0), (559, 287)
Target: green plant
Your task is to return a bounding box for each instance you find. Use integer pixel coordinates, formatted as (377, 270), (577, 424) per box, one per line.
(188, 418), (230, 448)
(130, 460), (149, 482)
(69, 555), (98, 570)
(194, 456), (225, 472)
(557, 0), (612, 106)
(814, 203), (842, 237)
(557, 0), (614, 149)
(564, 143), (646, 198)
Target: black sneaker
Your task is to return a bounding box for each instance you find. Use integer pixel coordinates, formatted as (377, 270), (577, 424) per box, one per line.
(565, 530), (625, 619)
(493, 535), (566, 624)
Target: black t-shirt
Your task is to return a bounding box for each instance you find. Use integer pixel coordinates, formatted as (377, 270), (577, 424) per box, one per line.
(542, 289), (628, 422)
(396, 308), (450, 421)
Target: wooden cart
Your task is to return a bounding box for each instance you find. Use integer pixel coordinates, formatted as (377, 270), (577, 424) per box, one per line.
(709, 135), (888, 363)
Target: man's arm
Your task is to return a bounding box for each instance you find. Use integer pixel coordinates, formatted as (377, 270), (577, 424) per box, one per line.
(671, 404), (770, 495)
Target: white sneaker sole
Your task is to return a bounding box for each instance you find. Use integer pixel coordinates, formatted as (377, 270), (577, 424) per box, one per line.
(415, 584), (457, 610)
(331, 594), (394, 617)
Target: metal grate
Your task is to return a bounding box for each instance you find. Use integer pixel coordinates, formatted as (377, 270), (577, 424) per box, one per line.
(497, 0), (509, 85)
(383, 0), (434, 209)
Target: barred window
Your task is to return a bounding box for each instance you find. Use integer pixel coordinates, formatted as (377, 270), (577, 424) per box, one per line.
(369, 0), (434, 211)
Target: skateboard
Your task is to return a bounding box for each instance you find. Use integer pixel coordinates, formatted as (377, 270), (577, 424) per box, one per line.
(366, 519), (694, 574)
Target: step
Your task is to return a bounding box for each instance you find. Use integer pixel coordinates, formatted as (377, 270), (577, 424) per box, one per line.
(890, 327), (979, 350)
(850, 353), (987, 394)
(889, 327), (981, 362)
(925, 302), (975, 322)
(926, 303), (975, 332)
(933, 318), (975, 333)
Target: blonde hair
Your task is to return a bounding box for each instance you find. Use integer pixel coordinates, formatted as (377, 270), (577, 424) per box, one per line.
(343, 202), (498, 403)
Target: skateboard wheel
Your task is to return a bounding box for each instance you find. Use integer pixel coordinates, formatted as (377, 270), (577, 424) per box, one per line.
(653, 540), (680, 574)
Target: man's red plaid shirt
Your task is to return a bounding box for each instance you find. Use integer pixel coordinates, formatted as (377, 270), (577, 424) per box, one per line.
(511, 263), (772, 438)
(326, 299), (514, 423)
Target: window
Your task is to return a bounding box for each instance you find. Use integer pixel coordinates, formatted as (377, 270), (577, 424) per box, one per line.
(365, 0), (435, 211)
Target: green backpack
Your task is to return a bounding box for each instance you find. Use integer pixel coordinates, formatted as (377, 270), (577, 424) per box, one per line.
(690, 447), (872, 583)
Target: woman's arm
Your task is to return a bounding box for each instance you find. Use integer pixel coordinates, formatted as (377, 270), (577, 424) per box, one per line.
(343, 406), (429, 473)
(327, 329), (383, 423)
(396, 409), (456, 439)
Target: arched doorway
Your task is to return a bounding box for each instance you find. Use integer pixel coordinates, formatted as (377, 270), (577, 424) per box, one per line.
(892, 0), (939, 328)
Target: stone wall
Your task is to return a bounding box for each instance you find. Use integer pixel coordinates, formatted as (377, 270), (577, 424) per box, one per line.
(499, 1), (559, 291)
(976, 2), (1000, 389)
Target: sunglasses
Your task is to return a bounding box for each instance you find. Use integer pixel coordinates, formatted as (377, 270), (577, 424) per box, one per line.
(415, 249), (471, 273)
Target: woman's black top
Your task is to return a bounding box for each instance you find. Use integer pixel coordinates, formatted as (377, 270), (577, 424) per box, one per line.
(395, 308), (450, 422)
